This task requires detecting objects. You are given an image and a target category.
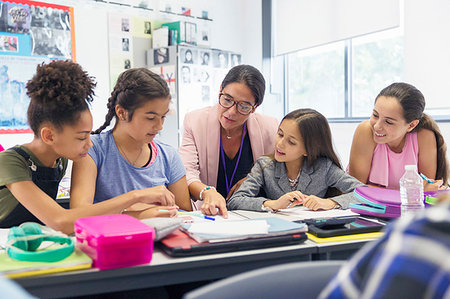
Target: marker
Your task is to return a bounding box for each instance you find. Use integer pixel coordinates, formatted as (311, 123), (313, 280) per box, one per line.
(203, 215), (215, 221)
(419, 172), (434, 184)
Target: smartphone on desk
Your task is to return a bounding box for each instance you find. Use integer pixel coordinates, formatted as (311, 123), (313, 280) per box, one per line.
(306, 217), (386, 238)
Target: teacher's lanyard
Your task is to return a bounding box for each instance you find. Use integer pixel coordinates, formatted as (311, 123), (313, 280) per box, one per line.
(220, 121), (247, 195)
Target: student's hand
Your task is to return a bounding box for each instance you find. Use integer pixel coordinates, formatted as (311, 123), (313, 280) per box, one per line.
(424, 179), (443, 192)
(303, 195), (337, 211)
(268, 191), (305, 210)
(136, 186), (176, 206)
(201, 189), (228, 218)
(138, 205), (178, 219)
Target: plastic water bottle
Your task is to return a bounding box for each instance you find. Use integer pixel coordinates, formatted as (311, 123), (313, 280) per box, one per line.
(399, 165), (425, 217)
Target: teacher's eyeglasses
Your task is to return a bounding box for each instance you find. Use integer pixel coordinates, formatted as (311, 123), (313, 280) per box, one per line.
(218, 93), (255, 115)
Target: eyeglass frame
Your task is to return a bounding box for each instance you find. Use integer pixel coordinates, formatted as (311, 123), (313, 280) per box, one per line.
(218, 92), (256, 115)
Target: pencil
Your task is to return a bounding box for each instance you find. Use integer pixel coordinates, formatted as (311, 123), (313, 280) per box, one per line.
(419, 172), (434, 184)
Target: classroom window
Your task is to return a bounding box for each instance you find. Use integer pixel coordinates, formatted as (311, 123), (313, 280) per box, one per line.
(351, 30), (404, 117)
(287, 42), (346, 118)
(285, 29), (404, 120)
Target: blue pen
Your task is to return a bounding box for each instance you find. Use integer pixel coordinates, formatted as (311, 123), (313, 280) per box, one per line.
(419, 172), (434, 184)
(178, 211), (215, 221)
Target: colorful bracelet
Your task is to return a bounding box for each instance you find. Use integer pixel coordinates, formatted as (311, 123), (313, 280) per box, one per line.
(199, 186), (216, 201)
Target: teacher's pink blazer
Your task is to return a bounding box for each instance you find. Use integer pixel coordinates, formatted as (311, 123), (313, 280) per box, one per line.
(179, 104), (279, 200)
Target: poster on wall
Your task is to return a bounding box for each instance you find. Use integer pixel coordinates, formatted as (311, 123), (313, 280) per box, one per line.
(0, 0), (75, 134)
(107, 13), (153, 90)
(177, 46), (239, 140)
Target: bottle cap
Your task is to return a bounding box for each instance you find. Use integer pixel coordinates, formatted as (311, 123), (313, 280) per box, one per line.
(405, 165), (417, 171)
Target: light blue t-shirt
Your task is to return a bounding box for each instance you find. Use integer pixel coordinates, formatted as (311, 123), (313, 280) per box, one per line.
(89, 130), (186, 203)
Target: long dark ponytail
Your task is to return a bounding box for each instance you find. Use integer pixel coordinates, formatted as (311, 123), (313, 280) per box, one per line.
(377, 82), (449, 185)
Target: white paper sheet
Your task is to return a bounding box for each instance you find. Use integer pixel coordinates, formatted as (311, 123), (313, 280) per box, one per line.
(277, 206), (359, 220)
(187, 220), (269, 236)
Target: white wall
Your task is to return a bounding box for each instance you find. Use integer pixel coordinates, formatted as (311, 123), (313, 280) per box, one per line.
(403, 0), (450, 115)
(0, 0), (263, 149)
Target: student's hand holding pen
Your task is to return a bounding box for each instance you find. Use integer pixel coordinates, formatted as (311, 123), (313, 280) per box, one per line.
(134, 185), (176, 207)
(265, 191), (305, 210)
(420, 172), (445, 191)
(126, 205), (178, 219)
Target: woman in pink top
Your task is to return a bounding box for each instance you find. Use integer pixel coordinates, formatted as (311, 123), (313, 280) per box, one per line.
(349, 82), (448, 190)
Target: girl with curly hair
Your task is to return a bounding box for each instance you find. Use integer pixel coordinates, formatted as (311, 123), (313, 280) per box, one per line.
(0, 61), (175, 234)
(70, 68), (191, 214)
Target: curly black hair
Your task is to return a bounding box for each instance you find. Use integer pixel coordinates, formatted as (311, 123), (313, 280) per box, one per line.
(26, 60), (96, 135)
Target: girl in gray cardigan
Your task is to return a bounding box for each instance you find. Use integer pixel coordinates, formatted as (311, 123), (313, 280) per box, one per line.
(227, 109), (364, 212)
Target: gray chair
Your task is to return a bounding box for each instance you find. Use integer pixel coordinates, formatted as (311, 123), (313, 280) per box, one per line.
(183, 260), (345, 299)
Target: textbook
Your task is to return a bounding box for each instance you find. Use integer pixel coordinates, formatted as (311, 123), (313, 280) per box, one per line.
(0, 248), (92, 278)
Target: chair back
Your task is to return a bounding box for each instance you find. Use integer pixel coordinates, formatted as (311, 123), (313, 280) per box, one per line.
(183, 260), (345, 299)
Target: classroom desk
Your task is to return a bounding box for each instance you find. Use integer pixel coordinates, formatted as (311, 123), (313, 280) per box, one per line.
(313, 239), (371, 260)
(15, 241), (317, 298)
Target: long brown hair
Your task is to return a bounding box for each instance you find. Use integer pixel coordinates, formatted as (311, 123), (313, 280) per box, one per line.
(377, 82), (449, 185)
(283, 108), (341, 169)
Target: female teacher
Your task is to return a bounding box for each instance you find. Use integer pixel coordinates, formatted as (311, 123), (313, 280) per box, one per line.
(179, 65), (278, 217)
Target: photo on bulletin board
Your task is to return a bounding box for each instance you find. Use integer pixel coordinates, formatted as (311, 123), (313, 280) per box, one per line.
(0, 0), (75, 134)
(199, 50), (210, 66)
(153, 47), (169, 65)
(144, 21), (151, 35)
(180, 65), (191, 84)
(213, 50), (229, 68)
(180, 47), (197, 64)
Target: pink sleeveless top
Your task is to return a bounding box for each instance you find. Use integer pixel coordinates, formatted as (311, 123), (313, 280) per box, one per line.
(368, 132), (419, 189)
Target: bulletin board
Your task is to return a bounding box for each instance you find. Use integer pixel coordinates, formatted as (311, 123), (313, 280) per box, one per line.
(107, 13), (153, 90)
(0, 0), (75, 134)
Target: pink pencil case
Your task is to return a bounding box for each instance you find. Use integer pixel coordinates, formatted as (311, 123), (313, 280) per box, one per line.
(75, 214), (154, 270)
(350, 186), (446, 218)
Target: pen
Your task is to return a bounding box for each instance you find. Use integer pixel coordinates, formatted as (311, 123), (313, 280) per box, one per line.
(419, 172), (434, 184)
(286, 198), (299, 209)
(178, 211), (215, 221)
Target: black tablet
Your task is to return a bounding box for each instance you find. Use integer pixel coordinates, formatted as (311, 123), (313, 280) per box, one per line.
(307, 217), (386, 238)
(303, 216), (357, 228)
